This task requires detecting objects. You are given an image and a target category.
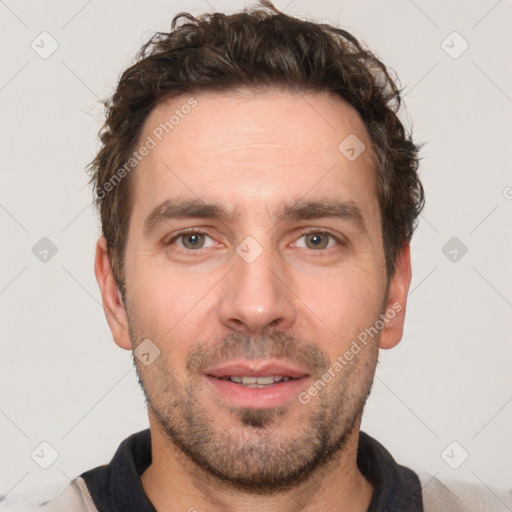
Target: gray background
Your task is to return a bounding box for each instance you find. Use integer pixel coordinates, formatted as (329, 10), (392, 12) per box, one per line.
(1, 0), (511, 505)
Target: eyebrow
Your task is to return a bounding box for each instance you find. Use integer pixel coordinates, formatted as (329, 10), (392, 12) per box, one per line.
(143, 197), (367, 234)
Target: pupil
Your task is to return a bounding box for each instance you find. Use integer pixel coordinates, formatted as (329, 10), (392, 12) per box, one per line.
(185, 233), (203, 248)
(307, 233), (327, 249)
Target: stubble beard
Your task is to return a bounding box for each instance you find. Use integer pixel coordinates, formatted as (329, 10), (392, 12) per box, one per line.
(130, 326), (379, 494)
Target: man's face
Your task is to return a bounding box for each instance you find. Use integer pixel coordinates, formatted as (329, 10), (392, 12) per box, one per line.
(103, 90), (409, 491)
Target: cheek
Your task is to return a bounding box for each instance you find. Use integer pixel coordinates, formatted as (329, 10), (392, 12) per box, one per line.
(293, 266), (385, 355)
(128, 257), (203, 324)
(126, 260), (220, 363)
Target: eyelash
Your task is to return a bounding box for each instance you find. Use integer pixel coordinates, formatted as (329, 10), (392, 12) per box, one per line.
(165, 227), (345, 256)
(292, 227), (343, 253)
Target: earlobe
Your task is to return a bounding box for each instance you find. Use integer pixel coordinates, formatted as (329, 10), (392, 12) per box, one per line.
(379, 244), (412, 350)
(94, 237), (132, 350)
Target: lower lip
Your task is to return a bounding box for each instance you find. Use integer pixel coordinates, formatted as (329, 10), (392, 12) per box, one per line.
(205, 376), (308, 409)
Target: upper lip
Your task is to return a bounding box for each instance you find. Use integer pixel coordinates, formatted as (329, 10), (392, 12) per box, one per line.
(205, 359), (309, 379)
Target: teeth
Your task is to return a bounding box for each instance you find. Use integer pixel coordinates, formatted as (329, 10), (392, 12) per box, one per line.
(227, 375), (293, 385)
(253, 376), (274, 385)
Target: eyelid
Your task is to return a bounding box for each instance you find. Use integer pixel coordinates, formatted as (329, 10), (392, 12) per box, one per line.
(164, 227), (347, 251)
(165, 228), (216, 248)
(292, 227), (345, 251)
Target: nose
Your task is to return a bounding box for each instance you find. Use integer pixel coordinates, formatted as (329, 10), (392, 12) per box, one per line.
(218, 241), (296, 335)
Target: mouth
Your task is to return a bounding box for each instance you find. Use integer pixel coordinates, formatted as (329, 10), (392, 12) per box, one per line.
(204, 360), (309, 408)
(215, 375), (297, 388)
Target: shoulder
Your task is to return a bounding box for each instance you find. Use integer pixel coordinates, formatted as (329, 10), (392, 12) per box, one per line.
(418, 473), (512, 512)
(0, 478), (97, 512)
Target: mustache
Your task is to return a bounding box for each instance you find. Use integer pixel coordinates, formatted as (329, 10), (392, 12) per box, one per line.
(186, 330), (328, 376)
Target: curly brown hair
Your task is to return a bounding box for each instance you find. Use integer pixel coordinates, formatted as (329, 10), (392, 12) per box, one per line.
(89, 0), (424, 291)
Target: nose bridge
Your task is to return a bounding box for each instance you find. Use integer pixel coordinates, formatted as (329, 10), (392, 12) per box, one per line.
(219, 234), (296, 334)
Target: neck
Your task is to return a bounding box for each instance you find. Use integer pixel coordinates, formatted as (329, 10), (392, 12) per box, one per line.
(141, 411), (374, 512)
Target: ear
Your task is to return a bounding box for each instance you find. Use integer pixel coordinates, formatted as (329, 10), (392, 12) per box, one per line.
(94, 237), (132, 350)
(379, 244), (412, 350)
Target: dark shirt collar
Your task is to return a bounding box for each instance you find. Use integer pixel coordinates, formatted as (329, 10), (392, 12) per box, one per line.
(81, 429), (156, 511)
(81, 429), (423, 511)
(358, 431), (423, 511)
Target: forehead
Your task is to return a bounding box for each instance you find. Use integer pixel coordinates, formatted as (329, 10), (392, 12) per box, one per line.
(130, 89), (378, 222)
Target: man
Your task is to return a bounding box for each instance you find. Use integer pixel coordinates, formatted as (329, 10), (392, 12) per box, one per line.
(24, 2), (507, 511)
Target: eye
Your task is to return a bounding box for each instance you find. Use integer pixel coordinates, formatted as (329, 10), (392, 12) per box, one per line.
(169, 230), (217, 250)
(293, 231), (340, 251)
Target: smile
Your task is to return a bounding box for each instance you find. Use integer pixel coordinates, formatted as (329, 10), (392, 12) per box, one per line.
(219, 375), (294, 388)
